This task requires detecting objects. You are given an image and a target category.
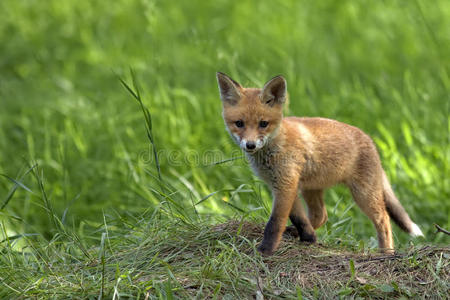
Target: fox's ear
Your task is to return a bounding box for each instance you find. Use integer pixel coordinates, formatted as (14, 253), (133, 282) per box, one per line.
(216, 72), (242, 105)
(261, 75), (287, 106)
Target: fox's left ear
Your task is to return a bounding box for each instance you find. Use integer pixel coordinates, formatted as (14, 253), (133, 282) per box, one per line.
(261, 75), (287, 106)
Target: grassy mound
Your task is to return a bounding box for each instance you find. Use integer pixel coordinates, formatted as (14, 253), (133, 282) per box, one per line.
(2, 219), (448, 299)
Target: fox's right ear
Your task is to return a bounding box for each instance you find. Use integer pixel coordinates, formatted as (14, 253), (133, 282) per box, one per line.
(216, 72), (242, 105)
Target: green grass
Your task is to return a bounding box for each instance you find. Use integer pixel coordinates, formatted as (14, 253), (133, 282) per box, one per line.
(0, 0), (449, 298)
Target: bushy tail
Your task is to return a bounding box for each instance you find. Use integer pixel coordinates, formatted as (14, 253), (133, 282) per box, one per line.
(382, 171), (424, 237)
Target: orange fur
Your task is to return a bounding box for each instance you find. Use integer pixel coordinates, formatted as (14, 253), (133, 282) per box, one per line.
(216, 72), (423, 256)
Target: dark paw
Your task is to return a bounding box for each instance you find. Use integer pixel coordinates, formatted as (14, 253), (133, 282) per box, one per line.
(300, 232), (317, 243)
(284, 225), (299, 238)
(257, 244), (274, 256)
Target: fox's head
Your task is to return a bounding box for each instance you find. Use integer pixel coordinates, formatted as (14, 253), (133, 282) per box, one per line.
(216, 72), (287, 153)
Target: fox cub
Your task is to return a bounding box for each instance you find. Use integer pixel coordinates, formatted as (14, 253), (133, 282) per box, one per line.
(216, 72), (423, 255)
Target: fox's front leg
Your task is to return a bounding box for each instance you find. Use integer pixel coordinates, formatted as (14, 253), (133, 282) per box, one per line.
(257, 176), (303, 256)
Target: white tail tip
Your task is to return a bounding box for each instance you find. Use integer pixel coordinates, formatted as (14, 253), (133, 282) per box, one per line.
(411, 223), (424, 237)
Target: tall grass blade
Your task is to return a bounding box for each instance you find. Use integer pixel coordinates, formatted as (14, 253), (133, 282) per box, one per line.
(119, 70), (162, 181)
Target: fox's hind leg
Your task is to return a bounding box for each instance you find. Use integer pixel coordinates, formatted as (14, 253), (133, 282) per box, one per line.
(289, 196), (316, 242)
(348, 180), (394, 253)
(301, 189), (328, 229)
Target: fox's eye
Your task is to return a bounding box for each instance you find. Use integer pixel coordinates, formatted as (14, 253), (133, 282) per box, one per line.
(235, 120), (244, 128)
(259, 121), (269, 128)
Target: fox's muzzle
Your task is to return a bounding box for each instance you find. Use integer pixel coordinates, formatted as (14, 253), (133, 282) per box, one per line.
(238, 136), (269, 153)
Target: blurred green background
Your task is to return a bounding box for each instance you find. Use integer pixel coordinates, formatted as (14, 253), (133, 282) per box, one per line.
(0, 0), (449, 246)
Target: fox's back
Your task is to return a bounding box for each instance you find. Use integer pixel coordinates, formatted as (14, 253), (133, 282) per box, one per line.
(284, 116), (369, 145)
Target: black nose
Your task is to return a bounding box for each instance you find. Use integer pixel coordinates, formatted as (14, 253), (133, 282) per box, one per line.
(246, 141), (256, 150)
